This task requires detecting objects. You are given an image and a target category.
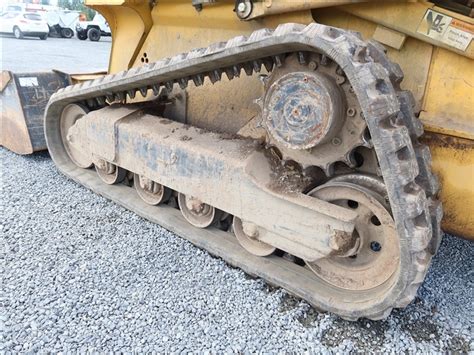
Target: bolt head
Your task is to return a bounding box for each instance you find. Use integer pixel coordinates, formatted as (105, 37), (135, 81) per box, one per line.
(243, 222), (259, 238)
(308, 61), (318, 71)
(237, 2), (247, 13)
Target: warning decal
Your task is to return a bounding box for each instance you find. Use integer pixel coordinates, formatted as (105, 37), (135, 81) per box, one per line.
(417, 9), (473, 51)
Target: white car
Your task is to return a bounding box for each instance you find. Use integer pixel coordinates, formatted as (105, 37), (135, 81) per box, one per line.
(75, 14), (111, 41)
(0, 11), (49, 40)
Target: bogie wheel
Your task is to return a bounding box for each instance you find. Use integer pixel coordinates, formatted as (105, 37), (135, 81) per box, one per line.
(60, 28), (73, 38)
(39, 34), (48, 40)
(134, 174), (171, 205)
(13, 27), (23, 39)
(60, 104), (93, 168)
(87, 28), (101, 41)
(305, 179), (401, 313)
(233, 217), (276, 257)
(95, 161), (126, 185)
(177, 193), (220, 228)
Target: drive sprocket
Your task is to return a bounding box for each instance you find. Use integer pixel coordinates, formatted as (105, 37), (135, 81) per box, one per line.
(257, 54), (370, 176)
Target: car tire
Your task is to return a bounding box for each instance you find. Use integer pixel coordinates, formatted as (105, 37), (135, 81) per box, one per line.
(77, 31), (87, 40)
(39, 34), (48, 40)
(87, 27), (100, 42)
(13, 26), (23, 39)
(60, 28), (74, 38)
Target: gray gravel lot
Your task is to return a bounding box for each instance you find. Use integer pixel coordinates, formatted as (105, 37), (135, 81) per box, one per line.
(1, 149), (473, 353)
(1, 32), (473, 353)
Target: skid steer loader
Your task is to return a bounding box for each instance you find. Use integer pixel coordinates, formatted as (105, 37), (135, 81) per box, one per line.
(6, 0), (474, 320)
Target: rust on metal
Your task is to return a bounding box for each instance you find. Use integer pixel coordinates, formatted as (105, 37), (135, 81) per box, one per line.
(1, 71), (71, 154)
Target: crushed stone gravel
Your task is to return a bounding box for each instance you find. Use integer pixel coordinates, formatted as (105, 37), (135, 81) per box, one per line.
(1, 148), (473, 352)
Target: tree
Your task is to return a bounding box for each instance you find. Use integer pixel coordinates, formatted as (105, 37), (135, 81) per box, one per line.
(57, 0), (95, 20)
(58, 0), (71, 10)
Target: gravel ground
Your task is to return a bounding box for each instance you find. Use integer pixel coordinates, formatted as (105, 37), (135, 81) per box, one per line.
(1, 147), (473, 353)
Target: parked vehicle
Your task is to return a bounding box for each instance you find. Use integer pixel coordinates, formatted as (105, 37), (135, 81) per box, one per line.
(46, 10), (80, 38)
(75, 13), (110, 41)
(0, 11), (49, 40)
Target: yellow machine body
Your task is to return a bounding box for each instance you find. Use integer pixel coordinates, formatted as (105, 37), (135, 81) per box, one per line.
(85, 0), (473, 239)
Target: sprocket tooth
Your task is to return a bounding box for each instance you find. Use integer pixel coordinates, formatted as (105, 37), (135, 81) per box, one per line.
(272, 55), (284, 67)
(252, 60), (262, 73)
(127, 89), (136, 99)
(152, 84), (161, 96)
(96, 96), (106, 106)
(192, 74), (204, 87)
(115, 92), (125, 101)
(105, 93), (115, 102)
(224, 67), (235, 81)
(243, 63), (254, 76)
(165, 81), (174, 91)
(262, 58), (274, 72)
(139, 87), (148, 97)
(208, 70), (222, 84)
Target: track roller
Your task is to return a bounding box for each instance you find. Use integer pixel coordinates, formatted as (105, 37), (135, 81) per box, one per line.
(177, 193), (220, 228)
(306, 180), (399, 292)
(134, 174), (171, 205)
(95, 161), (127, 185)
(233, 217), (276, 256)
(60, 104), (93, 169)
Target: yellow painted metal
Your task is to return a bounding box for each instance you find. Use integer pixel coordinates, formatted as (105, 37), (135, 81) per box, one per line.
(87, 0), (153, 73)
(247, 0), (408, 20)
(313, 8), (435, 111)
(340, 2), (474, 59)
(422, 133), (474, 238)
(130, 0), (313, 133)
(421, 47), (474, 140)
(86, 0), (474, 239)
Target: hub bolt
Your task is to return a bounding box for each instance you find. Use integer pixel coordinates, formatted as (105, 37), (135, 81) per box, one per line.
(370, 241), (382, 252)
(237, 2), (247, 13)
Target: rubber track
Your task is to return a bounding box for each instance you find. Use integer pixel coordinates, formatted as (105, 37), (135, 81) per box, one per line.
(44, 23), (442, 320)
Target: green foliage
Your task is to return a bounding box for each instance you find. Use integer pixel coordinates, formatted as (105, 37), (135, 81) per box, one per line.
(57, 0), (96, 20)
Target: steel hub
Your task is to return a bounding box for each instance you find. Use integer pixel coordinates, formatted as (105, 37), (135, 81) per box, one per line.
(306, 179), (400, 291)
(260, 54), (368, 174)
(95, 160), (126, 185)
(177, 193), (219, 228)
(134, 174), (170, 205)
(263, 71), (343, 150)
(233, 217), (276, 257)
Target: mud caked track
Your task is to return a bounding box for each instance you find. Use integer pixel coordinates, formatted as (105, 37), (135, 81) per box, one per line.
(44, 23), (443, 320)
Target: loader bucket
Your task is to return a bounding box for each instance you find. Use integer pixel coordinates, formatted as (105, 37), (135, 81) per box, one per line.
(1, 70), (71, 155)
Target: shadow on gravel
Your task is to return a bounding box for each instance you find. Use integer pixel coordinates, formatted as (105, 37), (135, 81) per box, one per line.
(321, 318), (389, 350)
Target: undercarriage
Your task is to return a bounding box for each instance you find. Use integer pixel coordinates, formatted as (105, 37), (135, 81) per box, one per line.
(44, 23), (443, 320)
